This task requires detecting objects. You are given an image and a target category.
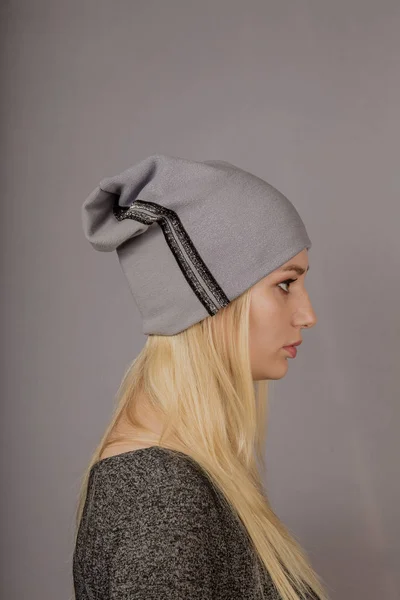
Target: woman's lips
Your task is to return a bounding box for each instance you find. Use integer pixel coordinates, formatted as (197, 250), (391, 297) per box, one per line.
(283, 345), (297, 358)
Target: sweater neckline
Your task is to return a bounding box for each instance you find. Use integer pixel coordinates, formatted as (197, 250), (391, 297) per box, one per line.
(89, 445), (181, 472)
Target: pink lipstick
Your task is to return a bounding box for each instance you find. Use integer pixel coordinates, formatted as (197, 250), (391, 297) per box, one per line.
(283, 345), (297, 358)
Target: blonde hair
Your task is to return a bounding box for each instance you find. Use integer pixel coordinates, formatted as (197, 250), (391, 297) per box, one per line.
(73, 286), (330, 600)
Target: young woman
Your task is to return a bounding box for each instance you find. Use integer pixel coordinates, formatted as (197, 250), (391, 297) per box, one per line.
(72, 154), (330, 600)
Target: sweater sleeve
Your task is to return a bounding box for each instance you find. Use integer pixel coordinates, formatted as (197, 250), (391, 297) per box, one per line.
(108, 466), (227, 599)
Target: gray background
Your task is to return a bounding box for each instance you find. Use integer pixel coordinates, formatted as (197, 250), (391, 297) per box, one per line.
(1, 1), (399, 599)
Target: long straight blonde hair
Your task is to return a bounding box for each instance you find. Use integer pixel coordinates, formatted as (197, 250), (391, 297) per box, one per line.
(73, 285), (330, 600)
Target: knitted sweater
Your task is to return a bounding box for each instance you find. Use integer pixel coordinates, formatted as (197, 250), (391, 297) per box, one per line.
(73, 446), (316, 599)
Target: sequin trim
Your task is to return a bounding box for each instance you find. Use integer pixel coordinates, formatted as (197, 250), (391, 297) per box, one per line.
(111, 196), (230, 316)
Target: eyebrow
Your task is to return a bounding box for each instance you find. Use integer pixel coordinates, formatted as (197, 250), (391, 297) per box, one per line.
(278, 264), (310, 276)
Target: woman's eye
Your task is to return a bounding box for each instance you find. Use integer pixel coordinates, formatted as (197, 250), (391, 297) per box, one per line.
(278, 278), (297, 293)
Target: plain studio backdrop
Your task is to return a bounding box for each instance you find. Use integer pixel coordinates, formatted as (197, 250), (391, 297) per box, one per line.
(1, 1), (399, 599)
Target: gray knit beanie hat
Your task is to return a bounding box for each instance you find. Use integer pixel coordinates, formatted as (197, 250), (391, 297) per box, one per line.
(82, 154), (311, 336)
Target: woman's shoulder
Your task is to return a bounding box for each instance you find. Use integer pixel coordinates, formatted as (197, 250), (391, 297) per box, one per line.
(91, 445), (213, 485)
(87, 446), (224, 524)
(76, 447), (229, 558)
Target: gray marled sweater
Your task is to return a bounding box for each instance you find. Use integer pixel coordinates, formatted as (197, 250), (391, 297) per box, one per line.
(73, 446), (316, 599)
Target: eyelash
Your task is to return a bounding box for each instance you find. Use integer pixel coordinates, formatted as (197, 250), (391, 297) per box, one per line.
(278, 278), (297, 294)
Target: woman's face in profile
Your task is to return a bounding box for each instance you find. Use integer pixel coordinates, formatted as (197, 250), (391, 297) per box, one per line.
(249, 249), (317, 381)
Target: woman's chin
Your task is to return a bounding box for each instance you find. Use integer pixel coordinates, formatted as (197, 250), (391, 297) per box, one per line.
(253, 357), (289, 381)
